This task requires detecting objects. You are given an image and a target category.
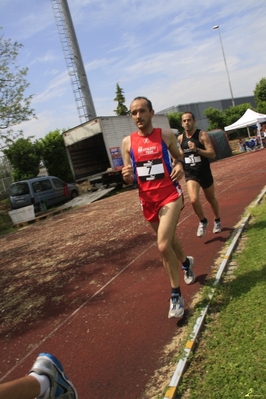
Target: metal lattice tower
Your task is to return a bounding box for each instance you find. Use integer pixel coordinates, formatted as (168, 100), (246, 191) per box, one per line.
(51, 0), (96, 123)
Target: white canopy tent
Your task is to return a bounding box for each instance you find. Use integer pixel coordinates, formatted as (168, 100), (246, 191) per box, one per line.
(224, 109), (266, 141)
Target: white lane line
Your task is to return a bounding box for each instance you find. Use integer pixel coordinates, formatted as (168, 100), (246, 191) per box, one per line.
(0, 242), (155, 381)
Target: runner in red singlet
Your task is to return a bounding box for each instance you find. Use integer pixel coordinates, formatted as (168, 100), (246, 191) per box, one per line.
(122, 97), (195, 319)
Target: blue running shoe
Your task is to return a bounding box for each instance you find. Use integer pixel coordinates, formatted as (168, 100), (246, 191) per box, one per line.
(30, 353), (78, 399)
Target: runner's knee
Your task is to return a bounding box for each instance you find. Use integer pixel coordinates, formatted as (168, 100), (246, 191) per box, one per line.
(157, 239), (171, 257)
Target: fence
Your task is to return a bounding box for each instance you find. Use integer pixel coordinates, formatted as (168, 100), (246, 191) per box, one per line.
(0, 156), (12, 196)
(0, 177), (12, 194)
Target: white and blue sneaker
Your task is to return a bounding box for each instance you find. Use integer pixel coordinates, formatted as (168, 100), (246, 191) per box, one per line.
(182, 256), (195, 285)
(213, 220), (222, 234)
(197, 219), (208, 237)
(30, 353), (78, 399)
(168, 295), (184, 318)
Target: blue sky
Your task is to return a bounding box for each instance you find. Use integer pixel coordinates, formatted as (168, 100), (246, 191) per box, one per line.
(1, 0), (266, 141)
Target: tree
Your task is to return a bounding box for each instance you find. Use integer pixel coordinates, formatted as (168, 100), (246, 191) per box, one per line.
(204, 108), (227, 130)
(254, 77), (266, 114)
(167, 112), (183, 133)
(114, 83), (129, 115)
(40, 130), (73, 182)
(0, 28), (35, 150)
(3, 138), (41, 181)
(204, 103), (253, 139)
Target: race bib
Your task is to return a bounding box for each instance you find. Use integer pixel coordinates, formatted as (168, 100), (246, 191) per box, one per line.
(185, 154), (201, 167)
(136, 158), (165, 181)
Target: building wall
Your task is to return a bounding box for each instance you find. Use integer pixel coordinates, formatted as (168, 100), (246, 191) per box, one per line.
(157, 96), (256, 131)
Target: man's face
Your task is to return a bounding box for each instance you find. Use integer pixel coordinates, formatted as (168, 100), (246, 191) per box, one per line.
(130, 99), (154, 130)
(182, 113), (195, 132)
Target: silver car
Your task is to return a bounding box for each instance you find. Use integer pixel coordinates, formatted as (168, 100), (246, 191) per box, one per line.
(10, 176), (79, 212)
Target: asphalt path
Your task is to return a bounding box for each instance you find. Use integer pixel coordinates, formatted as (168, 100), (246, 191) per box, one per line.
(0, 149), (266, 399)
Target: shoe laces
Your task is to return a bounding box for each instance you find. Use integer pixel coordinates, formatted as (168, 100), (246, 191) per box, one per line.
(185, 269), (191, 278)
(182, 265), (191, 276)
(170, 295), (180, 305)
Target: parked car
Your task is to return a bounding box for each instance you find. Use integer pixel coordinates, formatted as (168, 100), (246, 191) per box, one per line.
(9, 176), (79, 212)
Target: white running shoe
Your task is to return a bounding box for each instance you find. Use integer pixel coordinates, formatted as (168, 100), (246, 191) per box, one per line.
(168, 295), (184, 318)
(197, 220), (208, 237)
(182, 256), (195, 285)
(29, 353), (78, 399)
(213, 220), (222, 233)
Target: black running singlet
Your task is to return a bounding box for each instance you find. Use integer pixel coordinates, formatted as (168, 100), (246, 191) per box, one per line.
(180, 129), (213, 189)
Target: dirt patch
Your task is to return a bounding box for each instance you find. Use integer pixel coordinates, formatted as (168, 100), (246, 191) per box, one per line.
(76, 180), (93, 193)
(229, 139), (240, 154)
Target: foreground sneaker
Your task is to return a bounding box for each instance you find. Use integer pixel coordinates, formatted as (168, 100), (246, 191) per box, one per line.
(182, 256), (195, 285)
(168, 295), (184, 318)
(30, 353), (78, 399)
(197, 219), (208, 237)
(213, 220), (222, 234)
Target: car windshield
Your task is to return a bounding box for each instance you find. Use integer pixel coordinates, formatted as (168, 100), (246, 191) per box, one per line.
(10, 182), (30, 196)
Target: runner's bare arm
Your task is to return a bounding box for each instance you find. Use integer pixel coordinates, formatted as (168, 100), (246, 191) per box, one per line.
(196, 131), (216, 159)
(177, 134), (184, 155)
(121, 136), (134, 184)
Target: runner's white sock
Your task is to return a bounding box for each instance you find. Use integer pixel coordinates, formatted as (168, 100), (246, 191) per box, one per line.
(29, 372), (50, 398)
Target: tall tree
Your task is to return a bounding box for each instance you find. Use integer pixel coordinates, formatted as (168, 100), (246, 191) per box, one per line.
(0, 28), (35, 150)
(114, 83), (129, 115)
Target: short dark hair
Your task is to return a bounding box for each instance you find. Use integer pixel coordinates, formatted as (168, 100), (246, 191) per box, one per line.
(181, 111), (196, 121)
(131, 96), (153, 112)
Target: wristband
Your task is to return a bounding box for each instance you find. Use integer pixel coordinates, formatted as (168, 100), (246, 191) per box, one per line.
(174, 160), (184, 167)
(195, 147), (200, 155)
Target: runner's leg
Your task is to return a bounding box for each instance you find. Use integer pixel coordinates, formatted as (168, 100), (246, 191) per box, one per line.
(203, 184), (220, 219)
(150, 197), (184, 288)
(0, 375), (40, 399)
(186, 180), (205, 220)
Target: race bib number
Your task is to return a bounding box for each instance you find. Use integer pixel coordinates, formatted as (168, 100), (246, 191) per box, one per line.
(136, 159), (165, 181)
(185, 154), (201, 167)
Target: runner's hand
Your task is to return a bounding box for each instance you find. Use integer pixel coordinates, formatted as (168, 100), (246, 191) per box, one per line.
(122, 164), (134, 184)
(170, 163), (184, 182)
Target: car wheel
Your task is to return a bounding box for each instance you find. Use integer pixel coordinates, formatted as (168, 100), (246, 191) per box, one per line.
(71, 190), (78, 199)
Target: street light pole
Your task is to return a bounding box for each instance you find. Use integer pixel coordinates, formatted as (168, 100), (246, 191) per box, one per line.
(212, 25), (235, 107)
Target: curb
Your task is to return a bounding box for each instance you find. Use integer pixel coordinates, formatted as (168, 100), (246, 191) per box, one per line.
(163, 186), (266, 399)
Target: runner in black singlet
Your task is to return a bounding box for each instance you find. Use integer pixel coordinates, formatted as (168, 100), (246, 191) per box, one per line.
(178, 112), (222, 237)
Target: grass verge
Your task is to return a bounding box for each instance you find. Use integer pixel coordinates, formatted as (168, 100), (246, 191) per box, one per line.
(0, 198), (16, 235)
(176, 197), (266, 398)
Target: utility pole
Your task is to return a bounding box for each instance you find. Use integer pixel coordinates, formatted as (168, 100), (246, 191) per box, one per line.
(51, 0), (97, 123)
(212, 25), (235, 107)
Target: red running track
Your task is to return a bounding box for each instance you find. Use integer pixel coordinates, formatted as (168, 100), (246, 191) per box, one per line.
(0, 149), (265, 398)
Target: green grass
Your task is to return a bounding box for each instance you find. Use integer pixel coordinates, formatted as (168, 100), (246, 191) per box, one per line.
(0, 198), (16, 235)
(176, 199), (266, 398)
